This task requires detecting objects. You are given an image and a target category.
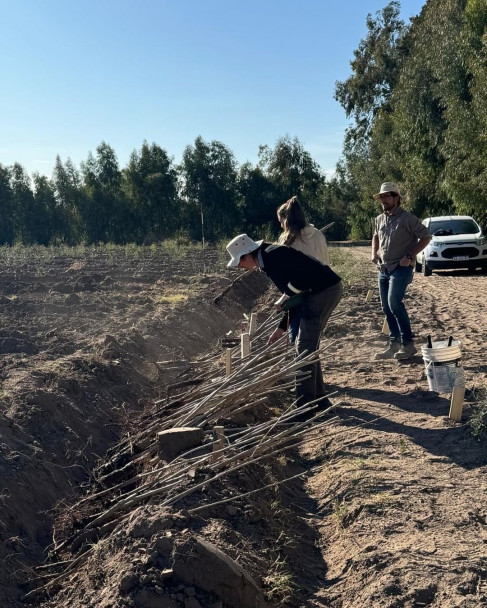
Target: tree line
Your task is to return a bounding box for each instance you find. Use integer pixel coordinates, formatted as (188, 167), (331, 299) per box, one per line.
(0, 136), (349, 247)
(1, 0), (484, 246)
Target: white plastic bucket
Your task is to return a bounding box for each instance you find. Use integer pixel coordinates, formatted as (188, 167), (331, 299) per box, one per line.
(421, 339), (465, 393)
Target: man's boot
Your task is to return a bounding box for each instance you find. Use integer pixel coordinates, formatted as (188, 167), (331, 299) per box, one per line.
(374, 342), (401, 360)
(394, 342), (418, 360)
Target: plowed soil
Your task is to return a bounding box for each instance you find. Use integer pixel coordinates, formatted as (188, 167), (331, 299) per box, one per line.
(1, 245), (486, 608)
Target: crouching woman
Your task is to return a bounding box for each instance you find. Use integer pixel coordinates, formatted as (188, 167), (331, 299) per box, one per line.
(226, 234), (343, 406)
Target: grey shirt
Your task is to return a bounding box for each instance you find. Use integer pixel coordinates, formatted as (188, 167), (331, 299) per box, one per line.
(374, 206), (430, 272)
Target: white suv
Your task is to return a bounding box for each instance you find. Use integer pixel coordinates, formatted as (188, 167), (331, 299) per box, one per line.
(416, 215), (487, 276)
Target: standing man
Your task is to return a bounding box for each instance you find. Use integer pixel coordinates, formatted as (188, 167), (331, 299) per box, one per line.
(371, 182), (431, 361)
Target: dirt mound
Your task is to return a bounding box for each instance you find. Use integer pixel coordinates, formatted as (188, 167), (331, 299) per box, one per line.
(0, 246), (270, 607)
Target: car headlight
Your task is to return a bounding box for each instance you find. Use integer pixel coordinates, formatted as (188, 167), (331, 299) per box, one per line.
(477, 237), (486, 246)
(430, 240), (444, 248)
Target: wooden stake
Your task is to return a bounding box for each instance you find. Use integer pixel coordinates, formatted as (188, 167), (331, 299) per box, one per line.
(241, 332), (250, 358)
(382, 318), (389, 335)
(249, 313), (257, 336)
(225, 348), (232, 376)
(365, 289), (374, 303)
(449, 386), (465, 422)
(211, 426), (225, 462)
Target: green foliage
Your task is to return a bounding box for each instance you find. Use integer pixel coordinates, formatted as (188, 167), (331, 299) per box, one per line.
(52, 156), (85, 244)
(123, 141), (179, 243)
(179, 136), (241, 242)
(160, 236), (198, 260)
(258, 135), (326, 221)
(0, 130), (356, 246)
(0, 165), (14, 245)
(262, 558), (296, 603)
(333, 2), (411, 235)
(237, 162), (278, 237)
(319, 169), (354, 240)
(337, 0), (487, 228)
(80, 142), (132, 244)
(335, 1), (408, 149)
(438, 0), (487, 224)
(10, 163), (49, 245)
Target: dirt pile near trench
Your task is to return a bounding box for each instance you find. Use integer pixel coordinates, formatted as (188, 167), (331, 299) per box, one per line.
(0, 245), (270, 608)
(25, 291), (336, 608)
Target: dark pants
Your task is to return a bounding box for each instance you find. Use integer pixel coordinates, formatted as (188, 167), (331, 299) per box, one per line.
(378, 265), (414, 344)
(295, 281), (343, 404)
(289, 309), (300, 343)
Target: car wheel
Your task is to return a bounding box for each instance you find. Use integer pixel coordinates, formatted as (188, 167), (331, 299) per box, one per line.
(415, 259), (421, 273)
(422, 258), (432, 276)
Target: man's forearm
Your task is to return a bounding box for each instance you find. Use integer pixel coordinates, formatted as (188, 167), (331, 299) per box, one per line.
(410, 236), (432, 257)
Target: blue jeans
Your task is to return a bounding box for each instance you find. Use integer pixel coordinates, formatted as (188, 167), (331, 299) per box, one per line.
(378, 265), (414, 344)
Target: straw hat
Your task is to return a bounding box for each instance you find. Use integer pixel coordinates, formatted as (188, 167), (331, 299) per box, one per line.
(373, 182), (403, 201)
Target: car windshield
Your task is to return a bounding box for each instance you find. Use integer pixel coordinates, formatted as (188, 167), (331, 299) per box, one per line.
(428, 219), (480, 236)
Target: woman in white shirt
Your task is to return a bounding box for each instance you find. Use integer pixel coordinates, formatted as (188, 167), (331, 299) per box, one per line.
(277, 196), (330, 265)
(276, 196), (332, 343)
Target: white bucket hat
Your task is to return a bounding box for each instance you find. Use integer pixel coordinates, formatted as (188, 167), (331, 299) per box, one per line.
(373, 182), (403, 201)
(226, 234), (263, 268)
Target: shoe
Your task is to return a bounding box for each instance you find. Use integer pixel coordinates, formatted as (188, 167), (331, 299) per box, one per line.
(394, 342), (417, 360)
(293, 397), (333, 423)
(316, 397), (333, 410)
(374, 342), (401, 360)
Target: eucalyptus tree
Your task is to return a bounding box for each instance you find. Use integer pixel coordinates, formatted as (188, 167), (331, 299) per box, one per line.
(123, 141), (179, 243)
(321, 165), (358, 240)
(333, 2), (411, 237)
(257, 135), (327, 228)
(237, 162), (279, 238)
(335, 1), (408, 154)
(52, 156), (85, 244)
(32, 174), (61, 244)
(438, 0), (487, 224)
(81, 142), (130, 243)
(0, 165), (15, 245)
(376, 0), (461, 219)
(372, 0), (487, 223)
(179, 136), (240, 242)
(9, 163), (44, 244)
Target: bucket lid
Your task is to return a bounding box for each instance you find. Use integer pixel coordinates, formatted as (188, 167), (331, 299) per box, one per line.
(421, 339), (462, 363)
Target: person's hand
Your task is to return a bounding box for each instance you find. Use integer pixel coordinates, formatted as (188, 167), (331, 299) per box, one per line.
(274, 294), (289, 310)
(268, 328), (285, 344)
(371, 253), (379, 264)
(399, 255), (413, 267)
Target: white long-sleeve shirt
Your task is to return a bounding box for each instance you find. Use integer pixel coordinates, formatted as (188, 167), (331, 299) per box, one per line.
(287, 224), (331, 266)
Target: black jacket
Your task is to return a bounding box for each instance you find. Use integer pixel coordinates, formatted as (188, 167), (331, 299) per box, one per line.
(260, 243), (341, 296)
(259, 243), (342, 331)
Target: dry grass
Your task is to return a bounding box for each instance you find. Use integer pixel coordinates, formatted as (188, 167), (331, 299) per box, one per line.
(329, 246), (364, 287)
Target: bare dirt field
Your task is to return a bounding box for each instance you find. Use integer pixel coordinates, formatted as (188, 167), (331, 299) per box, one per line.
(1, 245), (486, 608)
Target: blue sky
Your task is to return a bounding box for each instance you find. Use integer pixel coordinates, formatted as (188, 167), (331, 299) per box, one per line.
(0, 0), (425, 179)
